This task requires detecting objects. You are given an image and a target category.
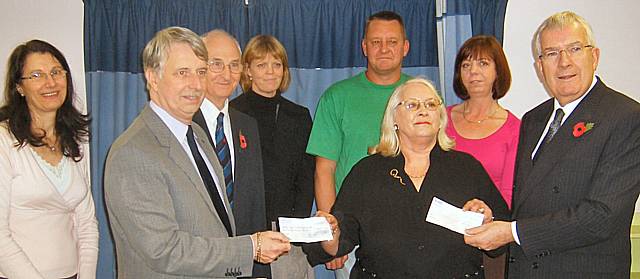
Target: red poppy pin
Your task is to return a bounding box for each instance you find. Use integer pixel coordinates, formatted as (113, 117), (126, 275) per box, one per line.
(239, 132), (247, 149)
(572, 122), (595, 138)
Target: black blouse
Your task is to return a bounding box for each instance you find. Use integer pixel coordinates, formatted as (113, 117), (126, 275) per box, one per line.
(305, 145), (510, 278)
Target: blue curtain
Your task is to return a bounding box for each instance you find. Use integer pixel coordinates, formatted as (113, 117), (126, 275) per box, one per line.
(438, 0), (508, 105)
(84, 0), (506, 278)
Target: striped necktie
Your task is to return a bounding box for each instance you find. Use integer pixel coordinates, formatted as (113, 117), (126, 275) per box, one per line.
(215, 112), (234, 208)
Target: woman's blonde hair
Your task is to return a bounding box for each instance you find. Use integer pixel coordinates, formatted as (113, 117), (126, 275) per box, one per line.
(370, 77), (455, 157)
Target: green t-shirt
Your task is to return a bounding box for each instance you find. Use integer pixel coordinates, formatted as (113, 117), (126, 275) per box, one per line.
(306, 72), (411, 192)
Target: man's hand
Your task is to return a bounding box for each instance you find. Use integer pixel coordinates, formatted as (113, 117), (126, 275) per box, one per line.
(462, 198), (493, 224)
(251, 231), (291, 264)
(464, 221), (514, 251)
(325, 255), (348, 270)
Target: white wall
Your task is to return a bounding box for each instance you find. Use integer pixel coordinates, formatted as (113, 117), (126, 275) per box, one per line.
(0, 0), (85, 111)
(502, 0), (640, 211)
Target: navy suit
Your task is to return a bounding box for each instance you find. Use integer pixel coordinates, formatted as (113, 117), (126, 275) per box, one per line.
(509, 78), (640, 278)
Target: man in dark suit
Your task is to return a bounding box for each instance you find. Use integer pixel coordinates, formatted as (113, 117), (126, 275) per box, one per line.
(104, 26), (290, 278)
(193, 29), (270, 277)
(464, 11), (640, 278)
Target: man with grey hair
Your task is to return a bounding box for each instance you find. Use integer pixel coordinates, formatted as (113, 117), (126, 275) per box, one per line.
(194, 29), (271, 278)
(464, 11), (640, 278)
(104, 26), (290, 279)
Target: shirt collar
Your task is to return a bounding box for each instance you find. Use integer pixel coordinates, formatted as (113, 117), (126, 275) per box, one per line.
(149, 101), (190, 142)
(201, 98), (229, 118)
(552, 75), (597, 117)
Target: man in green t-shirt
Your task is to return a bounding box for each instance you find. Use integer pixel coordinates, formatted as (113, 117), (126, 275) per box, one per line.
(306, 10), (410, 276)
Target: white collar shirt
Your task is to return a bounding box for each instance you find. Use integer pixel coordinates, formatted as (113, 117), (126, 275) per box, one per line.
(530, 77), (598, 163)
(200, 98), (235, 175)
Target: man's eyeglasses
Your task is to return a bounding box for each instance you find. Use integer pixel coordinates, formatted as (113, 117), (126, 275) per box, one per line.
(396, 98), (442, 112)
(208, 59), (243, 74)
(539, 44), (593, 62)
(20, 68), (67, 83)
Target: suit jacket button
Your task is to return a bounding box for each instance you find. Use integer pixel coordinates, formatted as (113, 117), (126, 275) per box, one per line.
(508, 256), (516, 263)
(552, 186), (560, 193)
(532, 262), (539, 269)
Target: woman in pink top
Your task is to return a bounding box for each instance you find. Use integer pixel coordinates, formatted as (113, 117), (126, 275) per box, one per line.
(447, 35), (520, 279)
(0, 40), (98, 279)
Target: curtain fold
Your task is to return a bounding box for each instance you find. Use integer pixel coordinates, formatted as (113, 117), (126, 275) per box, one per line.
(86, 71), (148, 276)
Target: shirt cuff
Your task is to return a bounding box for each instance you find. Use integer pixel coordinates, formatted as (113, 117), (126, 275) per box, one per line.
(511, 221), (521, 245)
(250, 234), (256, 258)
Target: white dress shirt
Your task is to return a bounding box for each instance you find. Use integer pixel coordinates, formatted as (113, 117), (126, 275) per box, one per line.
(200, 98), (236, 176)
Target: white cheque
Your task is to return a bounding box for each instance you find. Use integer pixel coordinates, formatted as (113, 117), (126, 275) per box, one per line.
(425, 197), (484, 235)
(278, 217), (334, 243)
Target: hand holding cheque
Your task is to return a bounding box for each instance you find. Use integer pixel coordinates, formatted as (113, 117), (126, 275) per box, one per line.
(309, 196), (496, 257)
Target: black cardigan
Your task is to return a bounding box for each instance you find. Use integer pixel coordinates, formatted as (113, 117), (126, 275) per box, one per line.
(304, 146), (510, 278)
(230, 91), (315, 225)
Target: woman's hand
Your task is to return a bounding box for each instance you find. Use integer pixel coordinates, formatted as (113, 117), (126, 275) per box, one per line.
(316, 210), (340, 256)
(463, 198), (493, 224)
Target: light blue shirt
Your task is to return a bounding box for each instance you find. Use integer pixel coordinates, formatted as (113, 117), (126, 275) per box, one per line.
(149, 101), (228, 213)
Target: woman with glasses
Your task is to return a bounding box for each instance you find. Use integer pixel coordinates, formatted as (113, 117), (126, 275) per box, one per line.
(305, 78), (508, 278)
(0, 40), (98, 279)
(230, 35), (315, 278)
(446, 35), (520, 278)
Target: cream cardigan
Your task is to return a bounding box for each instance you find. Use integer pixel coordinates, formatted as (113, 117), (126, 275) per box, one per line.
(0, 123), (98, 279)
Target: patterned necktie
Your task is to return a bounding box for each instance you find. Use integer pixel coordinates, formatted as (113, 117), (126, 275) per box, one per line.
(215, 112), (234, 208)
(534, 108), (565, 161)
(185, 125), (232, 236)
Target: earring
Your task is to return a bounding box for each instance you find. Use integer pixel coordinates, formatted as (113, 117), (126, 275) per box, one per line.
(249, 76), (253, 81)
(394, 124), (398, 131)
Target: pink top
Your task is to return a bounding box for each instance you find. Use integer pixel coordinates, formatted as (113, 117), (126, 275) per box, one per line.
(0, 122), (98, 279)
(446, 106), (521, 208)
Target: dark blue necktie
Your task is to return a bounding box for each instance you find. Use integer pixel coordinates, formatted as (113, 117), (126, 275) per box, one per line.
(215, 112), (234, 208)
(186, 125), (232, 236)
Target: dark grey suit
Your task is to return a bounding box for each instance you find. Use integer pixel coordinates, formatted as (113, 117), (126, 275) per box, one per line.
(509, 79), (640, 278)
(105, 105), (254, 278)
(193, 107), (270, 277)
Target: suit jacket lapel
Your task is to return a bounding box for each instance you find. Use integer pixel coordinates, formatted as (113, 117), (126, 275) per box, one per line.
(229, 108), (245, 193)
(515, 81), (605, 211)
(142, 106), (235, 234)
(192, 109), (215, 149)
(193, 123), (237, 235)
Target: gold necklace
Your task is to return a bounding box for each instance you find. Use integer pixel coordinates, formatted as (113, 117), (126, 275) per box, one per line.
(462, 102), (499, 124)
(404, 168), (426, 179)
